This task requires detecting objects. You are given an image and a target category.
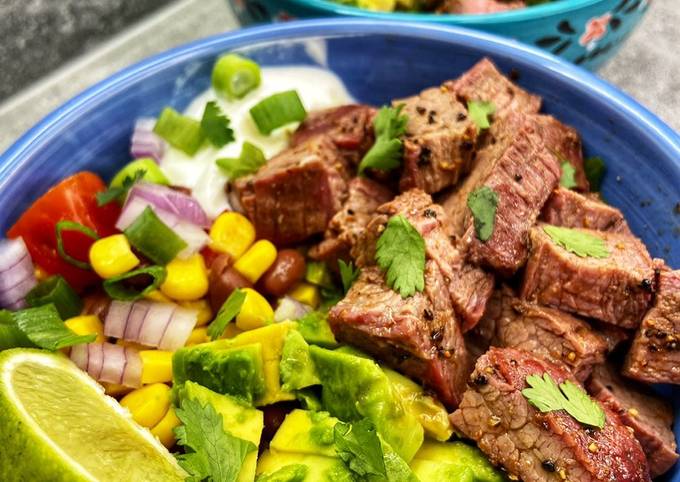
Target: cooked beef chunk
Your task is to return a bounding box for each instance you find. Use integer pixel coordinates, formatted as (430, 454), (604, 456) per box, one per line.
(521, 225), (654, 329)
(623, 269), (680, 384)
(592, 321), (633, 353)
(309, 177), (393, 264)
(541, 188), (630, 233)
(234, 137), (350, 245)
(446, 58), (541, 119)
(474, 286), (607, 381)
(439, 0), (525, 13)
(588, 364), (679, 477)
(451, 347), (651, 482)
(395, 86), (478, 194)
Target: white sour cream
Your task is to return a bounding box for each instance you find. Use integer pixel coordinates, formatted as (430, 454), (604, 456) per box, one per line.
(160, 66), (355, 218)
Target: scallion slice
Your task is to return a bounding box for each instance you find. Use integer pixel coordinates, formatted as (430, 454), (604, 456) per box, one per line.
(103, 266), (167, 301)
(25, 275), (82, 320)
(212, 53), (261, 99)
(153, 107), (205, 156)
(55, 221), (99, 270)
(0, 310), (34, 350)
(13, 304), (96, 350)
(216, 141), (266, 179)
(123, 207), (187, 265)
(249, 90), (306, 135)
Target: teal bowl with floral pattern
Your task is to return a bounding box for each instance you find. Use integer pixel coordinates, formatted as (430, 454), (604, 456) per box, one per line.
(229, 0), (650, 71)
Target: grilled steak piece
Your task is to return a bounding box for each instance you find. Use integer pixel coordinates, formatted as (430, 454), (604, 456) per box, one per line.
(623, 269), (680, 384)
(541, 188), (630, 233)
(592, 321), (633, 353)
(439, 0), (525, 13)
(309, 177), (393, 264)
(446, 58), (541, 119)
(588, 364), (679, 477)
(395, 86), (478, 194)
(474, 287), (607, 381)
(234, 137), (350, 245)
(450, 347), (651, 482)
(521, 225), (654, 329)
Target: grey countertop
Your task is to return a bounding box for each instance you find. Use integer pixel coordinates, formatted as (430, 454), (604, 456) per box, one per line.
(0, 0), (678, 153)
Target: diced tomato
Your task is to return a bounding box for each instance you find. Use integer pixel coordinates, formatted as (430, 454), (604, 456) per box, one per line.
(8, 172), (120, 291)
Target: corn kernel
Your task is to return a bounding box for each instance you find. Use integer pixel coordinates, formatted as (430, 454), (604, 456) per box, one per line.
(210, 212), (255, 259)
(186, 327), (209, 346)
(221, 323), (244, 339)
(140, 350), (173, 384)
(120, 383), (171, 429)
(288, 282), (320, 308)
(89, 234), (140, 279)
(180, 299), (212, 327)
(145, 289), (172, 303)
(150, 406), (181, 448)
(160, 254), (209, 301)
(102, 382), (132, 397)
(235, 288), (274, 331)
(64, 315), (105, 343)
(233, 240), (277, 283)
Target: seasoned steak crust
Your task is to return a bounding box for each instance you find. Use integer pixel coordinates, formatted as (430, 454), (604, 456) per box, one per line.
(541, 188), (631, 234)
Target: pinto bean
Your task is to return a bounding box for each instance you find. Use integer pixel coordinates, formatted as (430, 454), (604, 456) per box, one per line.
(258, 250), (306, 297)
(209, 254), (252, 312)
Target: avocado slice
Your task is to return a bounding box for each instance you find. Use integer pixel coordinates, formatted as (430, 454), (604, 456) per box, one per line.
(255, 463), (308, 482)
(177, 381), (264, 482)
(295, 312), (338, 348)
(309, 346), (424, 462)
(280, 331), (320, 392)
(412, 440), (506, 482)
(270, 410), (337, 457)
(256, 451), (353, 482)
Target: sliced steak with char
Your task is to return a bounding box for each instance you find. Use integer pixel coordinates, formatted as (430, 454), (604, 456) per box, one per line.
(474, 287), (607, 381)
(541, 187), (630, 233)
(395, 86), (478, 194)
(521, 225), (654, 329)
(450, 347), (651, 482)
(588, 363), (679, 478)
(623, 269), (680, 384)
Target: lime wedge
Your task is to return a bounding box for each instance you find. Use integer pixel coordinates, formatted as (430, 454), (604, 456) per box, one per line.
(0, 349), (187, 482)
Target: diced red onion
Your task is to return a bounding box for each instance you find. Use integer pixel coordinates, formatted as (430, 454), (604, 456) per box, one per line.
(122, 347), (143, 387)
(104, 299), (198, 351)
(70, 344), (88, 371)
(86, 342), (104, 380)
(128, 182), (210, 228)
(274, 296), (312, 322)
(70, 342), (142, 388)
(131, 118), (165, 163)
(99, 342), (127, 384)
(0, 238), (37, 310)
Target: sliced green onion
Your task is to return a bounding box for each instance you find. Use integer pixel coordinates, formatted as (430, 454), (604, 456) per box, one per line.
(153, 107), (205, 156)
(207, 288), (246, 340)
(110, 158), (170, 188)
(305, 261), (333, 289)
(249, 90), (306, 135)
(216, 141), (266, 179)
(13, 304), (95, 350)
(55, 221), (99, 270)
(212, 53), (261, 99)
(103, 266), (167, 301)
(0, 310), (35, 350)
(25, 276), (82, 319)
(123, 207), (187, 265)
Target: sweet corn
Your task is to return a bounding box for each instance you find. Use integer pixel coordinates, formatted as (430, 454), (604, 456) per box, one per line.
(180, 299), (212, 327)
(145, 289), (172, 303)
(89, 234), (140, 279)
(140, 350), (173, 384)
(160, 254), (209, 301)
(210, 212), (255, 259)
(102, 382), (133, 397)
(120, 383), (171, 429)
(288, 282), (320, 308)
(64, 315), (105, 343)
(150, 406), (181, 448)
(233, 240), (277, 283)
(221, 323), (244, 339)
(235, 288), (274, 331)
(186, 327), (208, 346)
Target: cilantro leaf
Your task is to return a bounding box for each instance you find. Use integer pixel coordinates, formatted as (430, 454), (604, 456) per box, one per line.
(358, 105), (409, 174)
(334, 419), (387, 479)
(584, 156), (606, 191)
(13, 304), (95, 350)
(467, 186), (498, 242)
(375, 215), (425, 298)
(255, 464), (309, 482)
(559, 161), (577, 189)
(207, 288), (247, 340)
(201, 101), (235, 148)
(522, 373), (605, 428)
(96, 169), (145, 206)
(338, 260), (360, 294)
(174, 398), (256, 482)
(467, 100), (496, 130)
(216, 141), (266, 179)
(543, 225), (610, 258)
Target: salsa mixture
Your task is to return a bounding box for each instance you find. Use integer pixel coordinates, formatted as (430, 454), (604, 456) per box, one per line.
(332, 0), (555, 14)
(0, 52), (677, 482)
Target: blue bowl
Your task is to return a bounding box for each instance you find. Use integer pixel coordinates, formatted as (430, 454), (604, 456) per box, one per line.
(0, 19), (678, 478)
(230, 0), (651, 71)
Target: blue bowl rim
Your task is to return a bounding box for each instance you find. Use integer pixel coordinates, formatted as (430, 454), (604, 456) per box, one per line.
(1, 18), (679, 187)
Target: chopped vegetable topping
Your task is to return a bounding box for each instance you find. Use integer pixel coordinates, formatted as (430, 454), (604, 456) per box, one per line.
(25, 275), (82, 320)
(212, 53), (261, 99)
(200, 101), (235, 148)
(559, 161), (577, 190)
(55, 221), (99, 270)
(249, 90), (307, 135)
(543, 225), (610, 259)
(358, 105), (408, 174)
(467, 100), (496, 130)
(207, 288), (247, 340)
(12, 304), (95, 350)
(584, 156), (606, 191)
(216, 141), (266, 179)
(255, 464), (308, 482)
(96, 169), (146, 206)
(305, 261), (333, 289)
(123, 207), (187, 265)
(467, 186), (498, 242)
(522, 372), (605, 428)
(154, 107), (205, 156)
(334, 419), (387, 479)
(375, 215), (425, 298)
(338, 259), (360, 294)
(102, 266), (167, 301)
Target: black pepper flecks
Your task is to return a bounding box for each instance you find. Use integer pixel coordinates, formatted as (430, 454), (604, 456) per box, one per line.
(416, 106), (426, 115)
(423, 208), (437, 219)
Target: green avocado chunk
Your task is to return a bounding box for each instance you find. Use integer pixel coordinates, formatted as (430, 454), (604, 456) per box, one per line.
(308, 346), (424, 462)
(296, 312), (338, 348)
(257, 451), (353, 482)
(280, 331), (320, 392)
(412, 440), (506, 482)
(270, 410), (337, 457)
(255, 464), (308, 482)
